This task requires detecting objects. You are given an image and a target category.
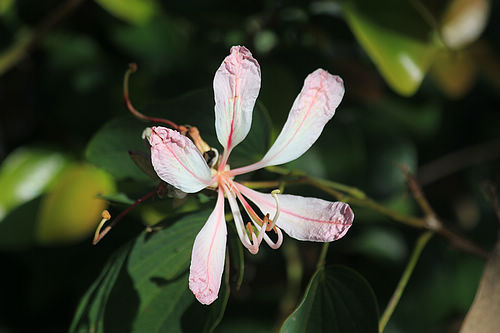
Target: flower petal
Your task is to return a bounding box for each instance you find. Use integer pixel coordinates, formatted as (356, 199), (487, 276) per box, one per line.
(189, 187), (227, 305)
(230, 69), (344, 176)
(214, 46), (261, 160)
(236, 183), (353, 242)
(149, 126), (212, 193)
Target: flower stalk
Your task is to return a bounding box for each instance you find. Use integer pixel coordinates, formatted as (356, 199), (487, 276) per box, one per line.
(379, 231), (434, 332)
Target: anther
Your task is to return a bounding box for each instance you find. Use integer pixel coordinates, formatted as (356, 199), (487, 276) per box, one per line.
(93, 210), (111, 245)
(246, 222), (254, 235)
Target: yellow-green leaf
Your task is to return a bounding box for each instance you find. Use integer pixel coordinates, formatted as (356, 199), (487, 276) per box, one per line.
(95, 0), (158, 25)
(343, 0), (440, 96)
(36, 163), (115, 245)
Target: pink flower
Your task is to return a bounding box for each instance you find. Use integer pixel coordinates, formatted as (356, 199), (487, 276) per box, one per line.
(147, 46), (354, 305)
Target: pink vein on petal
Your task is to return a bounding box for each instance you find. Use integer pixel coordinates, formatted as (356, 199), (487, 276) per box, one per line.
(202, 187), (225, 296)
(262, 80), (323, 165)
(152, 128), (211, 185)
(236, 183), (350, 225)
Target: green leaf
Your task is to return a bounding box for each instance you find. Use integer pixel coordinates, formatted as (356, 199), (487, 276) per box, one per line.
(181, 273), (230, 333)
(0, 198), (41, 250)
(123, 210), (212, 332)
(94, 0), (158, 25)
(0, 0), (15, 15)
(227, 221), (245, 290)
(0, 147), (69, 221)
(230, 100), (272, 168)
(146, 89), (272, 168)
(343, 0), (440, 96)
(281, 265), (379, 333)
(70, 242), (132, 333)
(111, 16), (189, 72)
(85, 116), (152, 181)
(72, 209), (228, 332)
(87, 89), (273, 181)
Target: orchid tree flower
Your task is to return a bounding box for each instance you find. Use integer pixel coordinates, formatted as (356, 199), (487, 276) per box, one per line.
(146, 46), (354, 305)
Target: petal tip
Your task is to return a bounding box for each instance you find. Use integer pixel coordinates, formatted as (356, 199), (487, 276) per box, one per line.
(189, 277), (219, 305)
(150, 126), (187, 149)
(326, 201), (354, 241)
(224, 45), (261, 74)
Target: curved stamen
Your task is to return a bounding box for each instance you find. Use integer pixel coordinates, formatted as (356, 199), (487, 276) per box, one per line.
(93, 210), (111, 245)
(233, 188), (264, 227)
(223, 183), (255, 252)
(263, 226), (283, 249)
(231, 181), (284, 251)
(224, 181), (271, 254)
(268, 189), (281, 230)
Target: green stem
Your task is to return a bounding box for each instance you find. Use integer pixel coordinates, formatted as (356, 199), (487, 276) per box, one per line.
(316, 242), (330, 270)
(379, 231), (434, 332)
(266, 165), (366, 199)
(306, 178), (426, 228)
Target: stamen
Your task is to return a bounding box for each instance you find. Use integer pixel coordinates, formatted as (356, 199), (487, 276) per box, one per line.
(234, 190), (264, 227)
(267, 189), (281, 230)
(246, 222), (253, 235)
(92, 188), (156, 245)
(93, 210), (111, 245)
(223, 184), (254, 251)
(263, 226), (283, 249)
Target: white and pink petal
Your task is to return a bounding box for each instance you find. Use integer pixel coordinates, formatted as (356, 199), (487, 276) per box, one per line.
(149, 126), (212, 193)
(214, 46), (261, 159)
(189, 188), (227, 305)
(236, 183), (353, 242)
(230, 69), (344, 176)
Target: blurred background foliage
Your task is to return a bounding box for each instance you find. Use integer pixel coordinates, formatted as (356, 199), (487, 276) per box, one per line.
(0, 0), (499, 332)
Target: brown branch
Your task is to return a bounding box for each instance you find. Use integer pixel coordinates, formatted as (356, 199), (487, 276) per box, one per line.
(403, 167), (490, 259)
(1, 0), (85, 75)
(418, 139), (500, 186)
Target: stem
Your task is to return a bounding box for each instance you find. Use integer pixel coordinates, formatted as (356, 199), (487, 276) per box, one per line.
(379, 231), (433, 332)
(264, 166), (489, 259)
(123, 64), (181, 130)
(306, 178), (426, 228)
(266, 166), (366, 199)
(316, 242), (330, 270)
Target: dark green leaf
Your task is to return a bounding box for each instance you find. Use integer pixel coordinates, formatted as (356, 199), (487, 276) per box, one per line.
(86, 89), (272, 181)
(0, 198), (40, 250)
(281, 265), (379, 333)
(85, 116), (152, 181)
(181, 272), (230, 333)
(72, 210), (223, 332)
(123, 210), (211, 332)
(230, 100), (272, 168)
(227, 221), (245, 290)
(146, 89), (272, 168)
(70, 242), (132, 333)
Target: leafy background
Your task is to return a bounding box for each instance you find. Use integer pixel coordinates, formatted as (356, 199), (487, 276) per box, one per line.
(1, 0), (499, 332)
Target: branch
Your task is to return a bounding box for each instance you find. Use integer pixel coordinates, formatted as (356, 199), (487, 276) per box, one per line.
(418, 139), (500, 186)
(265, 166), (489, 259)
(0, 0), (85, 75)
